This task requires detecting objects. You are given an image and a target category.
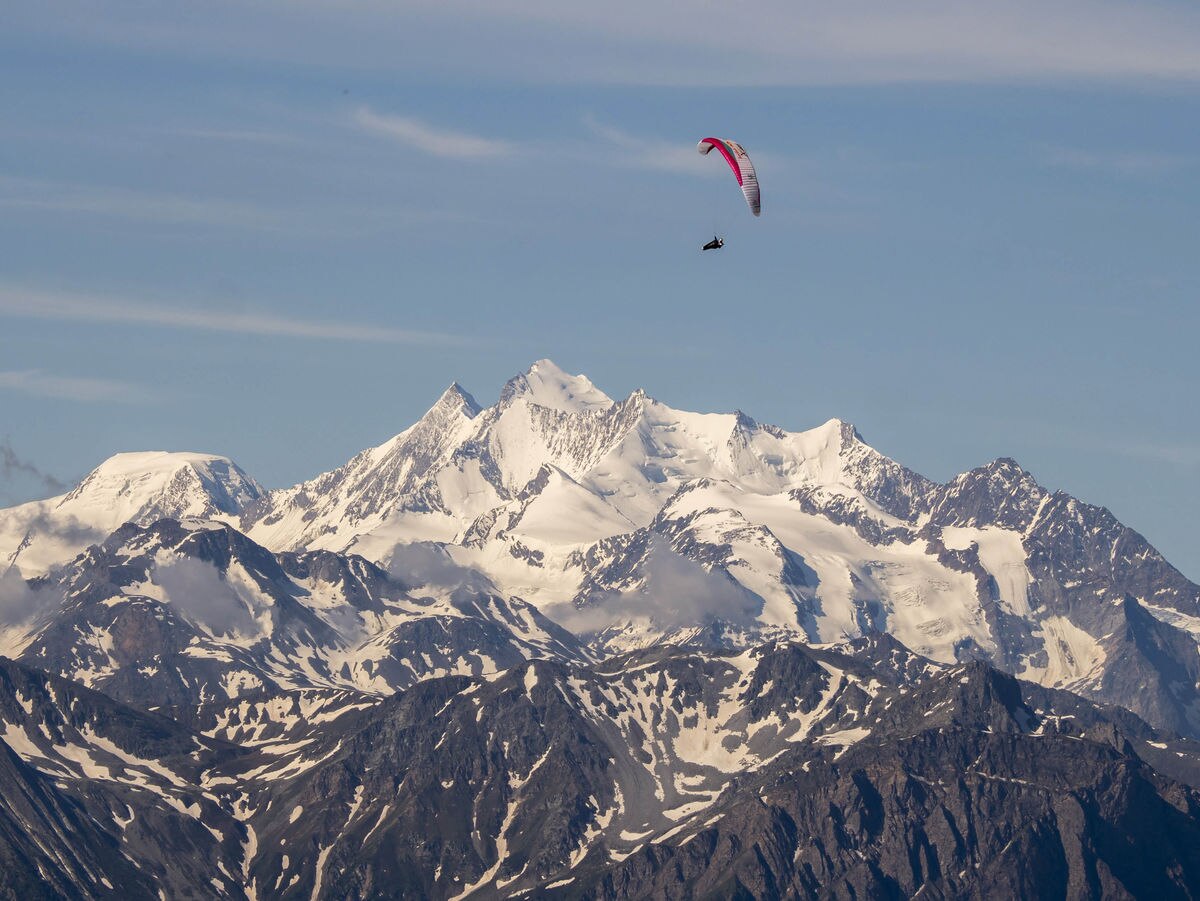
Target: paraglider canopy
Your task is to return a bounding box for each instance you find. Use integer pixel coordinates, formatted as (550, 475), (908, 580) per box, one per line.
(697, 137), (760, 217)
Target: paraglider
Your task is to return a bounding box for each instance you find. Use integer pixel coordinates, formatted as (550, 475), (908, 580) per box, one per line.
(698, 137), (760, 216)
(696, 137), (760, 250)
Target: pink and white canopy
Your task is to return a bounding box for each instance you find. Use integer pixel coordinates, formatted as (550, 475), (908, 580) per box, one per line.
(697, 137), (760, 217)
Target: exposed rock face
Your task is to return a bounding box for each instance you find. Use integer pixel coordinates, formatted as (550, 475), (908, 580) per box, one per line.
(2, 360), (1200, 897)
(0, 656), (245, 898)
(5, 519), (586, 712)
(923, 459), (1200, 738)
(5, 361), (1200, 740)
(5, 639), (1200, 899)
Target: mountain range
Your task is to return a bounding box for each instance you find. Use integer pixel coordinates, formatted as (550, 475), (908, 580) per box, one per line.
(2, 359), (1199, 898)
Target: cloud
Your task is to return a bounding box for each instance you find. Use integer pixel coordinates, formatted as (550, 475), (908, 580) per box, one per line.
(353, 107), (514, 159)
(2, 507), (106, 556)
(1041, 146), (1194, 176)
(0, 285), (472, 346)
(404, 0), (1200, 84)
(0, 174), (483, 234)
(549, 537), (761, 634)
(0, 568), (51, 627)
(0, 370), (155, 404)
(1009, 418), (1200, 468)
(19, 512), (101, 544)
(152, 126), (306, 146)
(153, 557), (260, 638)
(582, 117), (717, 177)
(386, 542), (489, 591)
(0, 175), (291, 231)
(1105, 440), (1200, 467)
(16, 1), (1200, 86)
(0, 442), (67, 496)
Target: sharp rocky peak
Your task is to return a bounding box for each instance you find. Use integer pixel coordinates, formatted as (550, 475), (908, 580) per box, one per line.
(796, 417), (864, 450)
(928, 457), (1047, 530)
(976, 456), (1035, 482)
(834, 417), (866, 445)
(433, 382), (481, 419)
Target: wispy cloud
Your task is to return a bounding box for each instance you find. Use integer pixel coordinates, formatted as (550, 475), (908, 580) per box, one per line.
(0, 568), (50, 627)
(1105, 440), (1200, 467)
(353, 107), (514, 159)
(152, 126), (306, 146)
(19, 1), (1200, 86)
(0, 370), (154, 404)
(0, 174), (493, 235)
(0, 175), (290, 231)
(0, 286), (472, 346)
(582, 117), (716, 177)
(0, 441), (67, 495)
(420, 0), (1200, 85)
(1014, 418), (1200, 468)
(1041, 145), (1194, 176)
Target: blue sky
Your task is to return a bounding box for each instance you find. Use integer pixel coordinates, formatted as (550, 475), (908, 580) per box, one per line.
(2, 1), (1198, 577)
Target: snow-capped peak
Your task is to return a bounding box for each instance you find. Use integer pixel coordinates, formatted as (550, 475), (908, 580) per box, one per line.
(62, 451), (264, 521)
(807, 417), (859, 447)
(499, 359), (614, 413)
(0, 451), (263, 576)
